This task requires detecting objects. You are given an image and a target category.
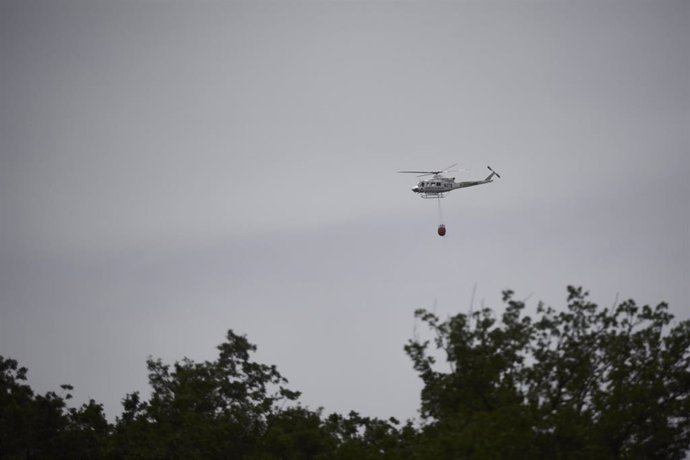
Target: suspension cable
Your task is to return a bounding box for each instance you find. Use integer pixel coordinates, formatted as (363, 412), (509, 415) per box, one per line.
(437, 196), (444, 225)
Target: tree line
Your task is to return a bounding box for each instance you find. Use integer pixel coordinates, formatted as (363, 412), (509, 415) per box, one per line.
(2, 286), (689, 459)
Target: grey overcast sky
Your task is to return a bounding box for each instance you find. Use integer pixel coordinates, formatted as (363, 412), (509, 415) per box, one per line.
(1, 0), (689, 422)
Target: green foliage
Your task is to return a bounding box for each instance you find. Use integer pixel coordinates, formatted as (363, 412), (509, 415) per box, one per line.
(111, 329), (409, 459)
(263, 406), (337, 459)
(0, 356), (110, 459)
(320, 411), (415, 459)
(2, 287), (688, 459)
(405, 286), (690, 459)
(111, 329), (303, 458)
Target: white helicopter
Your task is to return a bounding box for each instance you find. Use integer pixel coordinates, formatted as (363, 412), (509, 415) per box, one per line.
(398, 163), (501, 199)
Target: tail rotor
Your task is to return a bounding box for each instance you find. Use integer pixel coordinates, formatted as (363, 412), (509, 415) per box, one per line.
(487, 166), (501, 179)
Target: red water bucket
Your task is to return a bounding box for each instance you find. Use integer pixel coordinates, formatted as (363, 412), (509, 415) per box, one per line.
(437, 225), (446, 236)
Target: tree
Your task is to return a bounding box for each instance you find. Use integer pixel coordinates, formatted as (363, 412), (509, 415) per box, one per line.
(111, 329), (414, 459)
(4, 286), (687, 459)
(0, 356), (60, 458)
(60, 398), (111, 458)
(405, 286), (690, 459)
(0, 357), (110, 459)
(112, 329), (302, 459)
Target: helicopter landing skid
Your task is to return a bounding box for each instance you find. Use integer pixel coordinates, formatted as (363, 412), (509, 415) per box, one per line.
(420, 193), (445, 199)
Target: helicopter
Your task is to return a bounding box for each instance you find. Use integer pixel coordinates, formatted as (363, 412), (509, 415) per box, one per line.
(398, 164), (501, 199)
(398, 163), (501, 236)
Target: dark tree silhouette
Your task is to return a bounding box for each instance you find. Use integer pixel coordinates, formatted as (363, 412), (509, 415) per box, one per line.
(0, 357), (109, 459)
(111, 329), (408, 459)
(2, 287), (688, 459)
(111, 329), (302, 458)
(405, 286), (690, 459)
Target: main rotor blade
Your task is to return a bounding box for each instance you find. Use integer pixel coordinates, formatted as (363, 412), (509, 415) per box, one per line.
(398, 164), (464, 176)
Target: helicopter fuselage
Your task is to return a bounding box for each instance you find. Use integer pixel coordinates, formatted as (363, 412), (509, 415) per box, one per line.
(412, 176), (494, 198)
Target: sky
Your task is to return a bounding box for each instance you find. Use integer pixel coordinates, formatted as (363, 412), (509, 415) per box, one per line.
(1, 0), (689, 423)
